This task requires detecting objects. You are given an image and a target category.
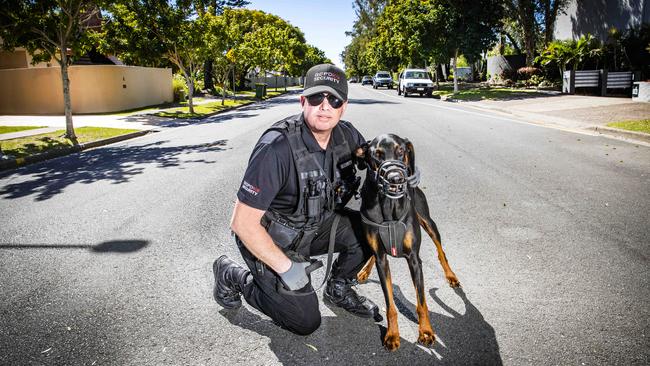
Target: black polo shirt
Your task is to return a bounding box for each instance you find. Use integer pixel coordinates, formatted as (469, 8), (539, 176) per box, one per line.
(237, 114), (365, 215)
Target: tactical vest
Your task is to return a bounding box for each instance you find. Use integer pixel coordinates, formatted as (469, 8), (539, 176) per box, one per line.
(260, 114), (358, 255)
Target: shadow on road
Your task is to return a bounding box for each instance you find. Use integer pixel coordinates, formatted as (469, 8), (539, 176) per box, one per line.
(219, 284), (500, 364)
(391, 285), (502, 365)
(348, 98), (399, 105)
(0, 240), (149, 253)
(0, 140), (228, 201)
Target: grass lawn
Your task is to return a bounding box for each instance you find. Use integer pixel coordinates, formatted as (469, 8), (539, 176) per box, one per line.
(0, 126), (140, 159)
(449, 87), (545, 101)
(154, 99), (254, 118)
(607, 119), (650, 134)
(0, 126), (46, 134)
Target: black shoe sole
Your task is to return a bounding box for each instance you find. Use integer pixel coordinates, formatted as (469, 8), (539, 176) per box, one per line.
(213, 256), (242, 310)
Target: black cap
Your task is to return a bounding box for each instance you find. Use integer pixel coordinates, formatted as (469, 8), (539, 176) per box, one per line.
(302, 64), (348, 101)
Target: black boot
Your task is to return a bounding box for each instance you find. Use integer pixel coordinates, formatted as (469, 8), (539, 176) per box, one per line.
(213, 255), (250, 310)
(324, 278), (378, 318)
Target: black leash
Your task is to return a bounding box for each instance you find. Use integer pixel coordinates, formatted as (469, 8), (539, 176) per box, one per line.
(276, 214), (340, 296)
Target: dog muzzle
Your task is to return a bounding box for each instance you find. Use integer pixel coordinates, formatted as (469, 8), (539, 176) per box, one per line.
(373, 160), (409, 199)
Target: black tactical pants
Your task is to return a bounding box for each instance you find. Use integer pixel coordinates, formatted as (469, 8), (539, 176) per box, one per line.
(236, 209), (372, 335)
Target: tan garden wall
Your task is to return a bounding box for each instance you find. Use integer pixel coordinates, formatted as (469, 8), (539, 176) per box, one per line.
(0, 65), (172, 114)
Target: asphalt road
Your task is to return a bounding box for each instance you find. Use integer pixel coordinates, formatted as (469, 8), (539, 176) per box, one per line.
(1, 84), (649, 365)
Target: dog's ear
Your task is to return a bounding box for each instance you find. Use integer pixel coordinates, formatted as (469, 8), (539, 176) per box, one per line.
(404, 138), (415, 174)
(354, 142), (369, 170)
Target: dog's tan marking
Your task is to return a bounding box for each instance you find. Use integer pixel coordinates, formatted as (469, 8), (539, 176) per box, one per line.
(417, 214), (461, 288)
(413, 279), (436, 346)
(403, 230), (414, 255)
(382, 264), (400, 351)
(356, 256), (375, 283)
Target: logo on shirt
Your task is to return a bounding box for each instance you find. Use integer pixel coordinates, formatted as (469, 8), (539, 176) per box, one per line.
(241, 180), (261, 196)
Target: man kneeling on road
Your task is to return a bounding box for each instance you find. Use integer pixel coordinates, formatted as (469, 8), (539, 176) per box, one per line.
(213, 64), (378, 335)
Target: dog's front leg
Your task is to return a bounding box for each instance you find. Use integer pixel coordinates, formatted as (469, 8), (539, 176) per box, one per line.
(407, 252), (435, 346)
(375, 251), (400, 351)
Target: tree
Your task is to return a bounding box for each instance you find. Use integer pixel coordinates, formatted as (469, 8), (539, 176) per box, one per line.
(505, 0), (569, 65)
(102, 1), (207, 114)
(505, 0), (537, 66)
(540, 0), (569, 46)
(0, 1), (102, 141)
(441, 0), (503, 91)
(226, 9), (312, 89)
(193, 0), (249, 92)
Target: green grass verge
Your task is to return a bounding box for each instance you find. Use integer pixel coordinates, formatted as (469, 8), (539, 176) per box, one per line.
(0, 126), (140, 158)
(154, 99), (254, 118)
(607, 119), (650, 134)
(449, 87), (544, 101)
(0, 126), (47, 134)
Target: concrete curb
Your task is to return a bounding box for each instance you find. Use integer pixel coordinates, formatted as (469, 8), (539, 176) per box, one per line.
(587, 126), (650, 143)
(0, 130), (151, 171)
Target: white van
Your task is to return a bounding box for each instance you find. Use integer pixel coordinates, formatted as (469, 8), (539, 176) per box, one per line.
(398, 69), (435, 97)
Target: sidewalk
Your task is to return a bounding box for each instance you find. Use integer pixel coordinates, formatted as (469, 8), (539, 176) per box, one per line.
(456, 94), (650, 144)
(0, 94), (248, 134)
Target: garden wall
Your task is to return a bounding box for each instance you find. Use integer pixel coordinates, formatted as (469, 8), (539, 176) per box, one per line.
(0, 65), (172, 114)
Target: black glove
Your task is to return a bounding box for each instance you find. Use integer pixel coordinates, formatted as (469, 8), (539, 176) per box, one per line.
(278, 261), (311, 291)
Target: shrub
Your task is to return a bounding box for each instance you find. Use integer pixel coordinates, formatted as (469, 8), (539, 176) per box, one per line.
(499, 68), (518, 82)
(528, 74), (543, 87)
(172, 74), (188, 103)
(517, 66), (541, 80)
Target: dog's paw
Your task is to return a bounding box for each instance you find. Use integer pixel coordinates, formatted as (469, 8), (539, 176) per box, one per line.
(447, 275), (461, 288)
(383, 333), (401, 352)
(418, 329), (436, 346)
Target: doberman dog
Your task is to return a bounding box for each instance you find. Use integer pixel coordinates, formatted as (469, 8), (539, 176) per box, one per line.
(355, 133), (460, 351)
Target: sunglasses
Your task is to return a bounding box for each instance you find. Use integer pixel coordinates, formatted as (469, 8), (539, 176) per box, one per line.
(305, 93), (344, 109)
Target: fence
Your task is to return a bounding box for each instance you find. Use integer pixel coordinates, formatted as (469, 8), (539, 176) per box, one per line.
(0, 65), (172, 114)
(563, 69), (635, 96)
(246, 75), (302, 89)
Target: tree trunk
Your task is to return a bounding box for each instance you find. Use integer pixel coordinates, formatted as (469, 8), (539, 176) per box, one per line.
(60, 52), (77, 143)
(185, 73), (195, 114)
(232, 64), (236, 98)
(518, 0), (537, 66)
(543, 0), (563, 46)
(204, 59), (214, 92)
(524, 31), (536, 66)
(188, 83), (194, 114)
(453, 48), (459, 93)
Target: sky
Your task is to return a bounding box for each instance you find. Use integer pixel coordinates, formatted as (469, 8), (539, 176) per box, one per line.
(245, 1), (357, 69)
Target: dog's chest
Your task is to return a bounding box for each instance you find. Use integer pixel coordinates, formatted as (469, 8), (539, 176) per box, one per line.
(376, 220), (408, 257)
(361, 207), (410, 257)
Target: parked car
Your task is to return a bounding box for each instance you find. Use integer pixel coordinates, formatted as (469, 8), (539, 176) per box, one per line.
(349, 76), (358, 83)
(398, 68), (435, 97)
(372, 71), (393, 89)
(361, 75), (373, 85)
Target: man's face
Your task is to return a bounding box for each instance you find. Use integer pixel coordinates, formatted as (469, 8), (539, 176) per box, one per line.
(301, 93), (347, 134)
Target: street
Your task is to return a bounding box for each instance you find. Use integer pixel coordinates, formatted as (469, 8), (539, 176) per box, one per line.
(1, 84), (649, 365)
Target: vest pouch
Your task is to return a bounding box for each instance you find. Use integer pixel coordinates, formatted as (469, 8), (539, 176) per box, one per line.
(307, 196), (321, 221)
(266, 219), (300, 250)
